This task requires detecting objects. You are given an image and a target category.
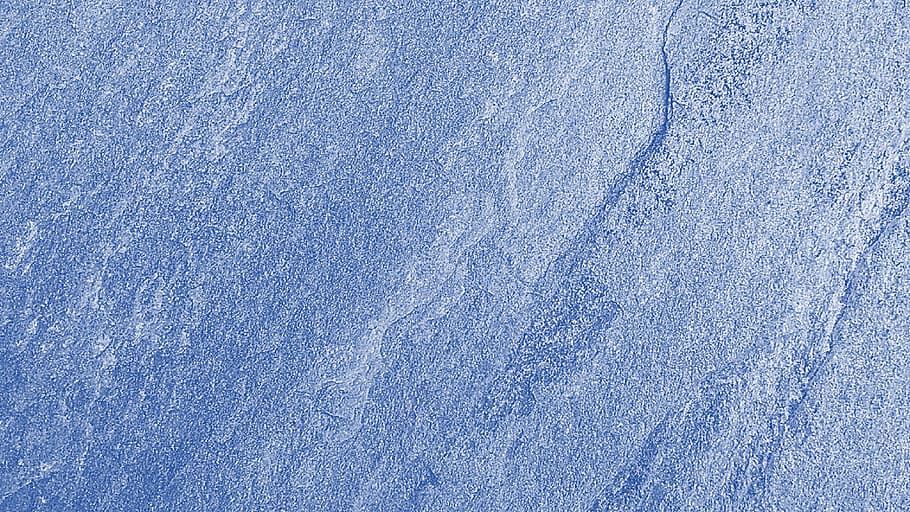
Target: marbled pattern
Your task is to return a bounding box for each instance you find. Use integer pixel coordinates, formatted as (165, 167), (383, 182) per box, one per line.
(2, 1), (909, 510)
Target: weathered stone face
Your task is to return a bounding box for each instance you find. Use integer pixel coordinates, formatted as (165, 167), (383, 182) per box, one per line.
(2, 1), (909, 510)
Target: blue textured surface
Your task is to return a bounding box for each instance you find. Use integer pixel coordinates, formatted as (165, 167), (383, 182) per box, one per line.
(2, 1), (910, 510)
